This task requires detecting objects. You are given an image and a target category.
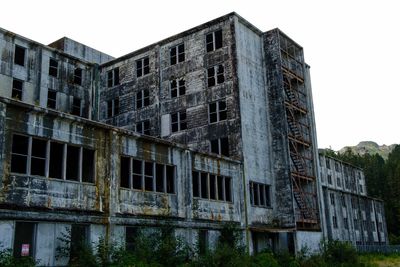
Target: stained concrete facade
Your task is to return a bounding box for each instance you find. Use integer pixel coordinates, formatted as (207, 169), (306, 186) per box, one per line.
(318, 153), (388, 245)
(0, 12), (388, 265)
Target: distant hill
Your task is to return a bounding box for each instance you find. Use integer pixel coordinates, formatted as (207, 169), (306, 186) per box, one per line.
(339, 141), (397, 160)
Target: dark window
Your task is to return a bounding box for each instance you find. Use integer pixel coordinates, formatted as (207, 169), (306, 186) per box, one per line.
(47, 90), (57, 109)
(198, 230), (208, 255)
(192, 171), (199, 197)
(206, 29), (222, 52)
(136, 57), (149, 77)
(200, 172), (208, 199)
(107, 68), (119, 87)
(49, 142), (64, 179)
(82, 148), (95, 183)
(136, 120), (150, 135)
(132, 159), (142, 190)
(250, 182), (271, 207)
(74, 68), (82, 85)
(210, 137), (229, 157)
(207, 65), (224, 87)
(49, 58), (58, 77)
(344, 218), (349, 229)
(326, 158), (331, 169)
(328, 175), (332, 184)
(337, 177), (341, 187)
(209, 100), (227, 123)
(66, 145), (80, 181)
(330, 193), (335, 205)
(225, 177), (232, 202)
(120, 156), (130, 188)
(171, 111), (187, 132)
(11, 134), (29, 174)
(156, 164), (164, 193)
(107, 98), (120, 118)
(144, 161), (153, 191)
(333, 216), (338, 228)
(192, 171), (232, 202)
(70, 225), (89, 260)
(170, 78), (185, 98)
(14, 45), (26, 66)
(210, 175), (216, 200)
(341, 195), (346, 207)
(354, 219), (359, 230)
(217, 176), (224, 200)
(12, 79), (23, 100)
(71, 97), (81, 116)
(136, 90), (150, 109)
(13, 222), (35, 258)
(170, 43), (185, 65)
(30, 138), (47, 176)
(126, 227), (138, 251)
(335, 162), (340, 172)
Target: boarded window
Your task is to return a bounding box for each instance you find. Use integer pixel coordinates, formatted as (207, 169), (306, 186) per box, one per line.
(14, 45), (26, 66)
(66, 145), (80, 181)
(82, 148), (95, 183)
(12, 79), (23, 100)
(11, 134), (29, 174)
(49, 58), (58, 77)
(13, 222), (35, 258)
(47, 90), (57, 109)
(49, 142), (64, 179)
(74, 68), (82, 85)
(30, 138), (47, 176)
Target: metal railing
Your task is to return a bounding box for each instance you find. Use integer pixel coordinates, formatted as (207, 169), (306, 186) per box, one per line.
(356, 244), (400, 254)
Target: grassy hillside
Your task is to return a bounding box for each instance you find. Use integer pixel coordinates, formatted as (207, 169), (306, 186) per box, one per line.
(339, 141), (397, 159)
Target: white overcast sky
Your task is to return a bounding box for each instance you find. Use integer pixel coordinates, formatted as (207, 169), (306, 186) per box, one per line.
(1, 0), (399, 150)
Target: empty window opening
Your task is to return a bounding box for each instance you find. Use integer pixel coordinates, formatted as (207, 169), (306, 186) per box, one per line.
(47, 90), (57, 109)
(206, 29), (222, 52)
(132, 159), (142, 190)
(171, 111), (187, 132)
(107, 98), (120, 118)
(332, 216), (338, 228)
(49, 142), (64, 179)
(126, 227), (138, 251)
(198, 230), (208, 255)
(12, 79), (23, 100)
(250, 182), (271, 207)
(107, 68), (119, 87)
(170, 43), (185, 65)
(71, 97), (82, 116)
(170, 78), (186, 98)
(49, 58), (58, 77)
(144, 161), (153, 191)
(82, 148), (95, 183)
(210, 137), (229, 157)
(344, 218), (349, 229)
(11, 134), (29, 174)
(209, 100), (227, 123)
(327, 174), (332, 184)
(14, 45), (26, 66)
(192, 171), (232, 202)
(120, 156), (131, 188)
(30, 138), (47, 176)
(66, 145), (80, 181)
(156, 163), (164, 193)
(136, 90), (150, 109)
(70, 225), (89, 260)
(136, 120), (150, 135)
(13, 222), (36, 258)
(330, 193), (335, 205)
(207, 65), (224, 87)
(136, 57), (149, 77)
(325, 159), (330, 169)
(74, 68), (82, 85)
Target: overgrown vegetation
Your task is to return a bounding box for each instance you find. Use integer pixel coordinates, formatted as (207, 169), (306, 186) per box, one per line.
(322, 145), (400, 244)
(0, 248), (36, 267)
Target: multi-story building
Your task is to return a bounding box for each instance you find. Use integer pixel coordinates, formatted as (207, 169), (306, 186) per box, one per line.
(318, 153), (387, 245)
(0, 12), (387, 265)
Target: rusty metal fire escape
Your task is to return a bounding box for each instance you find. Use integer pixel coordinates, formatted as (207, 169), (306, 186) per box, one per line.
(279, 35), (320, 230)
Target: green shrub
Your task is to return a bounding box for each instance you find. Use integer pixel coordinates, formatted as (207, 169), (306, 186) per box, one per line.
(321, 240), (359, 265)
(0, 248), (36, 267)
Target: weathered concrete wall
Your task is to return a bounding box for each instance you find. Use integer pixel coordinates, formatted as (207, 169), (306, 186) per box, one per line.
(0, 220), (13, 249)
(296, 231), (322, 253)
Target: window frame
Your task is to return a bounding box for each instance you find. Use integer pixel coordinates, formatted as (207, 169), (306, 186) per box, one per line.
(49, 58), (58, 78)
(47, 90), (57, 109)
(136, 57), (150, 77)
(74, 68), (83, 85)
(170, 78), (186, 98)
(208, 100), (227, 124)
(12, 78), (23, 100)
(171, 110), (187, 133)
(170, 43), (185, 65)
(210, 137), (229, 157)
(136, 120), (150, 135)
(249, 181), (271, 208)
(206, 29), (222, 52)
(107, 98), (120, 118)
(14, 45), (26, 67)
(192, 170), (232, 202)
(136, 89), (150, 109)
(107, 67), (120, 88)
(207, 64), (225, 87)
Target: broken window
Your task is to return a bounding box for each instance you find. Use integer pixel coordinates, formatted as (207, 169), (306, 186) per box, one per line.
(210, 137), (229, 157)
(107, 98), (120, 118)
(66, 145), (80, 181)
(30, 138), (47, 176)
(209, 100), (227, 123)
(14, 45), (26, 66)
(12, 79), (23, 100)
(132, 159), (142, 190)
(170, 43), (185, 65)
(144, 161), (153, 191)
(49, 142), (64, 179)
(11, 134), (29, 174)
(82, 148), (95, 183)
(70, 225), (89, 260)
(47, 90), (57, 109)
(107, 67), (119, 87)
(207, 65), (224, 87)
(250, 182), (270, 207)
(136, 57), (150, 77)
(49, 58), (58, 77)
(13, 222), (36, 258)
(126, 227), (138, 251)
(192, 171), (232, 202)
(74, 68), (82, 85)
(71, 97), (81, 116)
(120, 156), (131, 188)
(136, 90), (150, 109)
(206, 29), (222, 52)
(136, 120), (150, 135)
(170, 78), (185, 98)
(171, 110), (187, 132)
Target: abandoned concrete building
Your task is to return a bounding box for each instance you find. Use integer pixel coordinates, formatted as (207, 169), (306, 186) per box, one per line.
(0, 12), (387, 265)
